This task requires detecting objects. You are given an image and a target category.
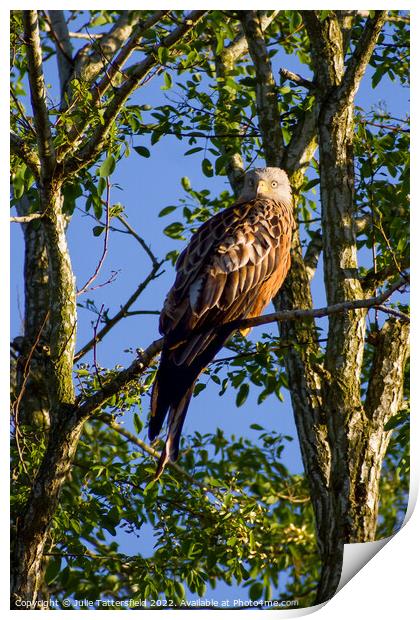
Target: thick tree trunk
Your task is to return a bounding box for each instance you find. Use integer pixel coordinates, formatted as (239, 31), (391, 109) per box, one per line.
(11, 184), (78, 608)
(13, 197), (51, 428)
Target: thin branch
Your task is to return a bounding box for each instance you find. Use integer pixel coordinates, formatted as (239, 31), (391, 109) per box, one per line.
(239, 10), (284, 166)
(115, 214), (158, 267)
(74, 277), (409, 421)
(376, 305), (410, 322)
(10, 89), (37, 137)
(22, 11), (56, 177)
(10, 213), (45, 224)
(224, 276), (409, 332)
(74, 261), (164, 362)
(92, 304), (105, 389)
(280, 67), (315, 90)
(107, 419), (218, 494)
(338, 11), (388, 103)
(303, 230), (323, 281)
(77, 179), (111, 296)
(61, 11), (207, 177)
(75, 337), (164, 419)
(362, 258), (410, 293)
(92, 11), (171, 103)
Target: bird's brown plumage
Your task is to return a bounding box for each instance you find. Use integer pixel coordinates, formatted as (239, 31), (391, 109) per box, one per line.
(148, 167), (294, 478)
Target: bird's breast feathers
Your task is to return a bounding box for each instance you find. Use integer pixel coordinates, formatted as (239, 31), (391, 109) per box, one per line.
(159, 198), (293, 337)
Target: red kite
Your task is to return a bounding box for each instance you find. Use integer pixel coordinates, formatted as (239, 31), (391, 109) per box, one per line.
(149, 167), (294, 477)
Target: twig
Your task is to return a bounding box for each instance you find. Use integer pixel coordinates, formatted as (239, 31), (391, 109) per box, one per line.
(92, 304), (104, 389)
(74, 261), (164, 362)
(86, 270), (120, 292)
(223, 276), (409, 332)
(10, 90), (36, 137)
(280, 67), (316, 90)
(10, 213), (45, 224)
(375, 305), (410, 322)
(116, 214), (159, 267)
(77, 178), (111, 296)
(107, 419), (221, 496)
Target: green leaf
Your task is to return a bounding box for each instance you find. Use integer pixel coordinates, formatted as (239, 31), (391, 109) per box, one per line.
(157, 46), (169, 65)
(249, 581), (263, 600)
(184, 147), (203, 156)
(162, 72), (172, 90)
(250, 423), (264, 431)
(201, 158), (213, 178)
(134, 146), (150, 158)
(163, 222), (185, 240)
(181, 176), (191, 191)
(236, 383), (250, 407)
(92, 226), (105, 237)
(158, 205), (177, 217)
(98, 154), (116, 177)
(318, 10), (331, 21)
(143, 479), (157, 495)
(133, 412), (143, 433)
(194, 382), (206, 396)
(45, 556), (62, 585)
(305, 178), (320, 191)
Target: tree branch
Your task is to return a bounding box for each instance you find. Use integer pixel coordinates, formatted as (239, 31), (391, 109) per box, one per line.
(10, 213), (45, 224)
(75, 337), (164, 419)
(115, 214), (159, 268)
(45, 10), (74, 93)
(72, 11), (143, 84)
(280, 67), (315, 90)
(225, 276), (408, 332)
(338, 11), (387, 103)
(74, 260), (164, 362)
(107, 419), (217, 493)
(239, 10), (284, 166)
(74, 276), (408, 421)
(212, 10), (279, 196)
(303, 230), (323, 281)
(77, 179), (111, 296)
(23, 11), (56, 177)
(61, 11), (207, 178)
(222, 11), (279, 65)
(92, 10), (171, 102)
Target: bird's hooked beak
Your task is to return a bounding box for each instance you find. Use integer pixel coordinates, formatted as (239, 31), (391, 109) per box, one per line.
(256, 179), (269, 197)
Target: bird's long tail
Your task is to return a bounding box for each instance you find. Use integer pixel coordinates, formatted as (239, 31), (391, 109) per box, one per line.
(148, 348), (198, 479)
(152, 386), (194, 480)
(148, 328), (232, 478)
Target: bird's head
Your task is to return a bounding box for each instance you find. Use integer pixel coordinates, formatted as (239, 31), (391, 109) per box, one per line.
(238, 167), (292, 203)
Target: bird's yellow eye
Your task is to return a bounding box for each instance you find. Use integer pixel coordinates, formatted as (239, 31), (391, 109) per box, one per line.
(271, 181), (278, 188)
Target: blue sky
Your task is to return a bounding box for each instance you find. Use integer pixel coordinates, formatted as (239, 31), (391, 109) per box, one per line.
(10, 10), (410, 603)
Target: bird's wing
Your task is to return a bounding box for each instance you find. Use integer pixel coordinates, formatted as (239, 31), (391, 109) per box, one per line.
(149, 198), (293, 463)
(160, 198), (293, 344)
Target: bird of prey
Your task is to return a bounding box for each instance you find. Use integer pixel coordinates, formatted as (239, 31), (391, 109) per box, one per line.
(149, 167), (294, 478)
